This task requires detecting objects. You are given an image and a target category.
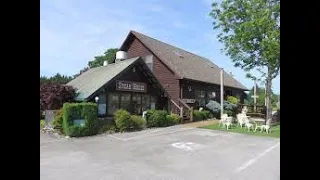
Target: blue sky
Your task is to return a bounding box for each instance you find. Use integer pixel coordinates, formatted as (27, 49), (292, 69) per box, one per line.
(40, 0), (280, 94)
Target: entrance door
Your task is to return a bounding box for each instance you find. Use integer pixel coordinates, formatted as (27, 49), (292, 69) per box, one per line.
(132, 93), (142, 115)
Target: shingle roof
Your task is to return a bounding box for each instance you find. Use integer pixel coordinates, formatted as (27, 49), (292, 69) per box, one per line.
(67, 57), (140, 101)
(125, 31), (248, 90)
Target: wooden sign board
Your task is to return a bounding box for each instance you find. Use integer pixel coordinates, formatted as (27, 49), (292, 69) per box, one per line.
(182, 99), (196, 104)
(116, 80), (147, 93)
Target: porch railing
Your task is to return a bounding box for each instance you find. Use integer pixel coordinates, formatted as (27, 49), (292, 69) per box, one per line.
(169, 99), (183, 118)
(178, 99), (194, 122)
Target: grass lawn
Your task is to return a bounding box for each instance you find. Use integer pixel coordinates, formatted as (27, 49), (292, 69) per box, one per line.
(200, 122), (280, 138)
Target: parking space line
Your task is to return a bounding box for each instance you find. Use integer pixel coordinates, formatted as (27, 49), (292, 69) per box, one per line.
(234, 142), (280, 173)
(108, 134), (126, 141)
(40, 139), (67, 145)
(123, 127), (194, 141)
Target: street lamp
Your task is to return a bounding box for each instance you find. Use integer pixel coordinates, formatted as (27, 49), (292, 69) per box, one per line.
(95, 96), (99, 103)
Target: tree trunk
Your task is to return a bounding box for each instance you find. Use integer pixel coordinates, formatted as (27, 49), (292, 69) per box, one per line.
(265, 66), (273, 125)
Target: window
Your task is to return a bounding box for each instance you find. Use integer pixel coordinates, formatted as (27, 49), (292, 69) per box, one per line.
(206, 91), (216, 103)
(150, 96), (156, 109)
(120, 93), (131, 112)
(142, 95), (150, 112)
(143, 55), (153, 72)
(132, 93), (142, 114)
(98, 93), (106, 116)
(108, 93), (119, 115)
(195, 90), (206, 107)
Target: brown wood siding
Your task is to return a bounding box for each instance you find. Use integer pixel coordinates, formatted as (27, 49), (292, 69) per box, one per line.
(126, 38), (180, 102)
(181, 79), (245, 107)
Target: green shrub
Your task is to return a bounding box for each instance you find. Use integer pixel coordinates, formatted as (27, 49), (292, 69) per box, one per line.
(201, 110), (212, 119)
(227, 96), (240, 104)
(193, 110), (213, 121)
(53, 109), (63, 132)
(62, 102), (98, 137)
(166, 114), (181, 126)
(99, 124), (117, 134)
(114, 109), (132, 132)
(193, 110), (203, 121)
(148, 110), (168, 127)
(146, 109), (156, 121)
(131, 115), (147, 130)
(40, 120), (45, 129)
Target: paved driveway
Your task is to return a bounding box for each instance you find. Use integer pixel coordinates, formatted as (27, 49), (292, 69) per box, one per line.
(40, 125), (280, 180)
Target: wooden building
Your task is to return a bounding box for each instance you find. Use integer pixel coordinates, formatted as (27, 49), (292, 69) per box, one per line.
(68, 31), (248, 120)
(67, 57), (169, 117)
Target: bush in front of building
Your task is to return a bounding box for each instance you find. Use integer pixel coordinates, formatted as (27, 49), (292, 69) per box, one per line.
(201, 110), (213, 119)
(146, 109), (156, 121)
(223, 101), (238, 117)
(40, 120), (45, 129)
(53, 109), (63, 133)
(147, 110), (168, 127)
(193, 110), (213, 121)
(114, 109), (132, 132)
(227, 96), (240, 105)
(193, 110), (204, 121)
(62, 102), (98, 137)
(114, 109), (146, 132)
(166, 113), (181, 126)
(130, 115), (147, 130)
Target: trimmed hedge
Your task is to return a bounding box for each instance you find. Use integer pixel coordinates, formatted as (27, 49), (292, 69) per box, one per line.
(62, 102), (98, 137)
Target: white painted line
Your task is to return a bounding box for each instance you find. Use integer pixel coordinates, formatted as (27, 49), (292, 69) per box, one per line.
(124, 127), (194, 141)
(108, 134), (126, 141)
(234, 142), (280, 173)
(40, 139), (66, 145)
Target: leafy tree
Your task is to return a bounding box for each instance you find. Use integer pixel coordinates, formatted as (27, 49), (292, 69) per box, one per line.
(73, 67), (90, 78)
(210, 0), (280, 124)
(246, 85), (279, 108)
(40, 83), (76, 110)
(40, 73), (73, 85)
(88, 48), (118, 68)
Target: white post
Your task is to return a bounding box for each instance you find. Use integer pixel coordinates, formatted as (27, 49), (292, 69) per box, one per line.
(220, 68), (224, 119)
(253, 80), (257, 112)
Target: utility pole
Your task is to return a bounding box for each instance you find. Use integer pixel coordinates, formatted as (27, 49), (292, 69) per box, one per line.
(220, 68), (224, 118)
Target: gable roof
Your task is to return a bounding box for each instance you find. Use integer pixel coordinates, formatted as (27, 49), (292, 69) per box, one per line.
(120, 31), (248, 90)
(67, 57), (169, 101)
(67, 57), (140, 101)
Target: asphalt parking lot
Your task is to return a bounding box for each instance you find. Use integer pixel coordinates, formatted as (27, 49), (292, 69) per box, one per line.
(40, 125), (280, 180)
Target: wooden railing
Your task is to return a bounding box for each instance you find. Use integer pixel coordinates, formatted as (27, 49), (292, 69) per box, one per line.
(178, 99), (194, 122)
(237, 104), (266, 119)
(169, 99), (183, 118)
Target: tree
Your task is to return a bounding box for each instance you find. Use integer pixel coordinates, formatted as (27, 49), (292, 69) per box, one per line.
(88, 48), (118, 68)
(246, 85), (279, 108)
(40, 73), (73, 85)
(73, 67), (90, 79)
(40, 83), (77, 110)
(210, 0), (280, 124)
